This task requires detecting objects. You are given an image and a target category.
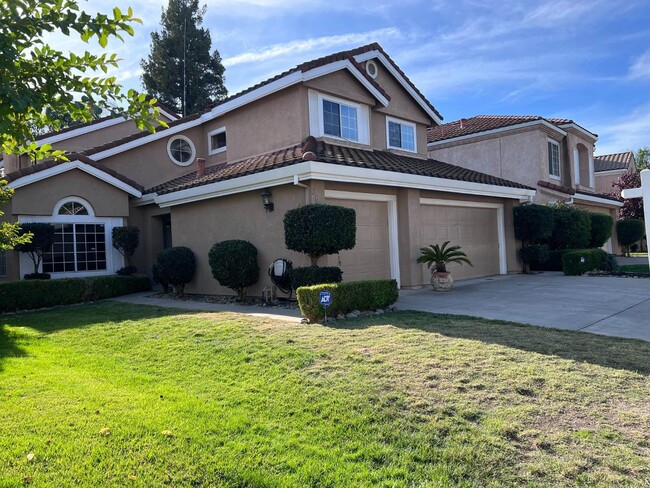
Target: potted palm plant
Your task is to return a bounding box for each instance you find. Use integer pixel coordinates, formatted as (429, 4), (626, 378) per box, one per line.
(417, 241), (473, 291)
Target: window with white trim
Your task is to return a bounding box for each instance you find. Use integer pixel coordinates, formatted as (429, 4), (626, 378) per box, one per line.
(167, 135), (196, 166)
(323, 99), (358, 141)
(308, 90), (370, 145)
(0, 250), (6, 276)
(43, 223), (107, 273)
(548, 140), (561, 179)
(386, 117), (416, 152)
(208, 127), (227, 155)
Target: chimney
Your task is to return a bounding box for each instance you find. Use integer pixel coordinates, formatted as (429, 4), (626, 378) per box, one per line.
(196, 158), (206, 178)
(459, 118), (467, 129)
(302, 135), (318, 161)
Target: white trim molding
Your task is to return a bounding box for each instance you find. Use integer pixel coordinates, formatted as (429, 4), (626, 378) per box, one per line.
(207, 126), (227, 156)
(36, 117), (126, 146)
(324, 189), (400, 287)
(167, 134), (196, 167)
(308, 90), (370, 145)
(6, 160), (142, 197)
(588, 155), (595, 188)
(573, 192), (623, 207)
(573, 147), (581, 186)
(558, 123), (598, 142)
(420, 198), (508, 275)
(386, 116), (417, 153)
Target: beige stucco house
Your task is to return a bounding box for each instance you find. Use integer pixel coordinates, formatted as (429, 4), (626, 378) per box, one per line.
(427, 115), (623, 253)
(1, 44), (538, 294)
(594, 151), (636, 195)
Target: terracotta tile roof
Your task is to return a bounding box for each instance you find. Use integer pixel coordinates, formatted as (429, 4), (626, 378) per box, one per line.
(148, 138), (533, 196)
(3, 153), (144, 193)
(594, 151), (636, 172)
(34, 114), (123, 141)
(537, 179), (621, 203)
(427, 115), (595, 143)
(575, 190), (621, 202)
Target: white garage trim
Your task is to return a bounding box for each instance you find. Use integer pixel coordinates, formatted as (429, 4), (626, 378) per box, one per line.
(419, 198), (507, 275)
(324, 189), (400, 287)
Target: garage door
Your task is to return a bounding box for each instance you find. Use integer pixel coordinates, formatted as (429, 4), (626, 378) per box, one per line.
(420, 205), (500, 282)
(325, 198), (391, 282)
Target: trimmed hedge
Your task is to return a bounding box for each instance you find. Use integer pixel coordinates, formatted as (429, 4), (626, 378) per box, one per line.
(617, 219), (645, 249)
(589, 213), (613, 248)
(530, 249), (576, 271)
(549, 206), (591, 250)
(208, 240), (260, 300)
(513, 204), (554, 244)
(155, 246), (196, 295)
(290, 266), (342, 290)
(0, 275), (151, 313)
(520, 244), (550, 268)
(561, 249), (607, 276)
(296, 279), (399, 322)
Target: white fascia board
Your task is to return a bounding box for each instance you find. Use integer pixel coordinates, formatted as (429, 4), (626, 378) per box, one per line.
(37, 117), (127, 145)
(157, 107), (179, 121)
(594, 168), (628, 176)
(573, 192), (623, 207)
(428, 120), (567, 148)
(154, 160), (535, 208)
(354, 50), (443, 125)
(558, 123), (598, 141)
(7, 161), (142, 197)
(133, 193), (157, 206)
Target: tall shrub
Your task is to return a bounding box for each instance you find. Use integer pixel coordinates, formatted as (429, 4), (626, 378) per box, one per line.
(589, 213), (613, 248)
(617, 219), (645, 256)
(14, 223), (55, 278)
(548, 205), (591, 250)
(513, 204), (554, 272)
(155, 246), (196, 295)
(208, 240), (259, 301)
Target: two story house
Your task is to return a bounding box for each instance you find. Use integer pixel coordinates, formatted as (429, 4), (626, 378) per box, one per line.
(1, 44), (536, 293)
(427, 115), (623, 253)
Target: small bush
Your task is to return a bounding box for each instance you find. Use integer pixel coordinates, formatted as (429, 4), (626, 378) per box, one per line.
(155, 246), (196, 295)
(24, 272), (51, 280)
(589, 213), (613, 248)
(112, 226), (140, 261)
(296, 279), (399, 322)
(290, 266), (342, 290)
(530, 249), (577, 271)
(284, 204), (356, 265)
(208, 240), (259, 301)
(617, 220), (645, 255)
(549, 205), (591, 250)
(116, 265), (138, 276)
(513, 204), (554, 244)
(561, 249), (607, 276)
(520, 244), (550, 269)
(602, 253), (621, 273)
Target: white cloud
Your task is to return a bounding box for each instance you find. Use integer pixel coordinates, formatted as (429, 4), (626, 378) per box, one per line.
(629, 50), (650, 79)
(590, 103), (650, 155)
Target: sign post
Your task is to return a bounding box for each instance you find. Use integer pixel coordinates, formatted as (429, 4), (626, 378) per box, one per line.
(319, 289), (332, 323)
(621, 168), (650, 270)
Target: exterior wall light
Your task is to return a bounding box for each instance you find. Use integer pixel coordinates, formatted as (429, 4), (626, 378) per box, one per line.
(261, 188), (274, 212)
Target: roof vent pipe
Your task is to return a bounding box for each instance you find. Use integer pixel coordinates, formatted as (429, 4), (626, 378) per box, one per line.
(196, 158), (206, 178)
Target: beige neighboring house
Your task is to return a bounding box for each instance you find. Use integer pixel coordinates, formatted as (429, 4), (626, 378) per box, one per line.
(0, 43), (537, 293)
(427, 115), (624, 253)
(594, 151), (636, 194)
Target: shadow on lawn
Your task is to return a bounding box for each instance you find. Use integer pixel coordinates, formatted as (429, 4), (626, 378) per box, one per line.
(327, 311), (650, 376)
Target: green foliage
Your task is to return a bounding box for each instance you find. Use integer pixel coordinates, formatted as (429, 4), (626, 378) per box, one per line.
(610, 171), (643, 220)
(513, 204), (554, 244)
(1, 0), (162, 159)
(296, 279), (399, 322)
(531, 249), (577, 271)
(208, 240), (259, 301)
(111, 226), (140, 261)
(417, 241), (473, 273)
(561, 249), (607, 276)
(616, 220), (645, 254)
(548, 205), (591, 250)
(602, 253), (621, 273)
(140, 0), (227, 116)
(0, 182), (32, 250)
(520, 244), (550, 268)
(155, 246), (196, 295)
(152, 263), (169, 293)
(589, 213), (613, 248)
(116, 265), (138, 276)
(635, 147), (650, 170)
(290, 266), (342, 290)
(284, 204), (356, 265)
(14, 222), (55, 274)
(0, 275), (150, 312)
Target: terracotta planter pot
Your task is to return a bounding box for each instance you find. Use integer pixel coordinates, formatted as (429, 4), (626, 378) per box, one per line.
(430, 271), (453, 291)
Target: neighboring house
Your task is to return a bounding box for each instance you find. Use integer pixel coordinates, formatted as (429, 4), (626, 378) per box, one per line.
(427, 115), (623, 253)
(0, 43), (536, 293)
(594, 151), (636, 194)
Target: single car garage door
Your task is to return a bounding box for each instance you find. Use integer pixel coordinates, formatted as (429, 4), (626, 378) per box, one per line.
(325, 198), (391, 282)
(419, 204), (500, 282)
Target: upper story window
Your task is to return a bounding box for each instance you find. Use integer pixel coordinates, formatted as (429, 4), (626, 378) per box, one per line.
(58, 201), (89, 216)
(308, 90), (370, 145)
(548, 140), (561, 179)
(208, 127), (227, 155)
(323, 99), (358, 141)
(167, 135), (196, 166)
(386, 117), (416, 152)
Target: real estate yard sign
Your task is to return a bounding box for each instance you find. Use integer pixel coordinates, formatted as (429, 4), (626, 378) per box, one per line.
(621, 168), (650, 270)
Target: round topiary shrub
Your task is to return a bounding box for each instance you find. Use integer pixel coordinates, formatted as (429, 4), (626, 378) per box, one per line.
(589, 213), (613, 248)
(284, 204), (356, 265)
(290, 266), (343, 290)
(616, 219), (645, 256)
(155, 246), (196, 295)
(208, 240), (259, 301)
(549, 205), (591, 250)
(513, 204), (554, 244)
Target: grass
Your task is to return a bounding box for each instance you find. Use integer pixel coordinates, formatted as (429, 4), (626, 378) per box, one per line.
(1, 303), (649, 487)
(620, 264), (650, 274)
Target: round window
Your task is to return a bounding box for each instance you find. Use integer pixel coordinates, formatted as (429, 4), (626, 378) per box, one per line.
(167, 135), (196, 166)
(366, 60), (378, 79)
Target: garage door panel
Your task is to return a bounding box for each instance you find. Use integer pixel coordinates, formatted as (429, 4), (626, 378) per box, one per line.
(420, 205), (499, 282)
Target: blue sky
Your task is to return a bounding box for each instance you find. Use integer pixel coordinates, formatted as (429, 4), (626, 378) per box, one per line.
(56, 0), (650, 155)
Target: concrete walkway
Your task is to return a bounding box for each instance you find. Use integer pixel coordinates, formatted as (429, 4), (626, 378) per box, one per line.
(396, 273), (650, 341)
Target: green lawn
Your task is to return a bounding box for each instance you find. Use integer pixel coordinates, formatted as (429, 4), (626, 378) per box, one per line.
(620, 264), (650, 274)
(1, 304), (649, 487)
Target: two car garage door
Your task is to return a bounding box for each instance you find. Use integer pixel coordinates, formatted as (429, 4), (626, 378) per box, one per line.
(325, 196), (501, 284)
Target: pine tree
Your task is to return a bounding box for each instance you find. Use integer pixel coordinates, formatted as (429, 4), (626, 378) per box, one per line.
(141, 0), (227, 117)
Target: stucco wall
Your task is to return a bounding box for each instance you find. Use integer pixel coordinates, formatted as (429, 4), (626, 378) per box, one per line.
(128, 203), (173, 275)
(595, 172), (623, 194)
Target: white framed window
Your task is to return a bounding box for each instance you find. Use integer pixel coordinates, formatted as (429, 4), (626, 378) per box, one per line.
(548, 140), (561, 179)
(386, 117), (416, 152)
(208, 127), (227, 155)
(0, 250), (6, 276)
(308, 90), (370, 145)
(167, 135), (196, 166)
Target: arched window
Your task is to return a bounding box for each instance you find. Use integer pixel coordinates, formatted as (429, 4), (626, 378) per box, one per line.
(58, 201), (89, 216)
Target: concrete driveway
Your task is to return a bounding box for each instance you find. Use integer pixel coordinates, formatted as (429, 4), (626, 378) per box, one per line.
(396, 272), (650, 341)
